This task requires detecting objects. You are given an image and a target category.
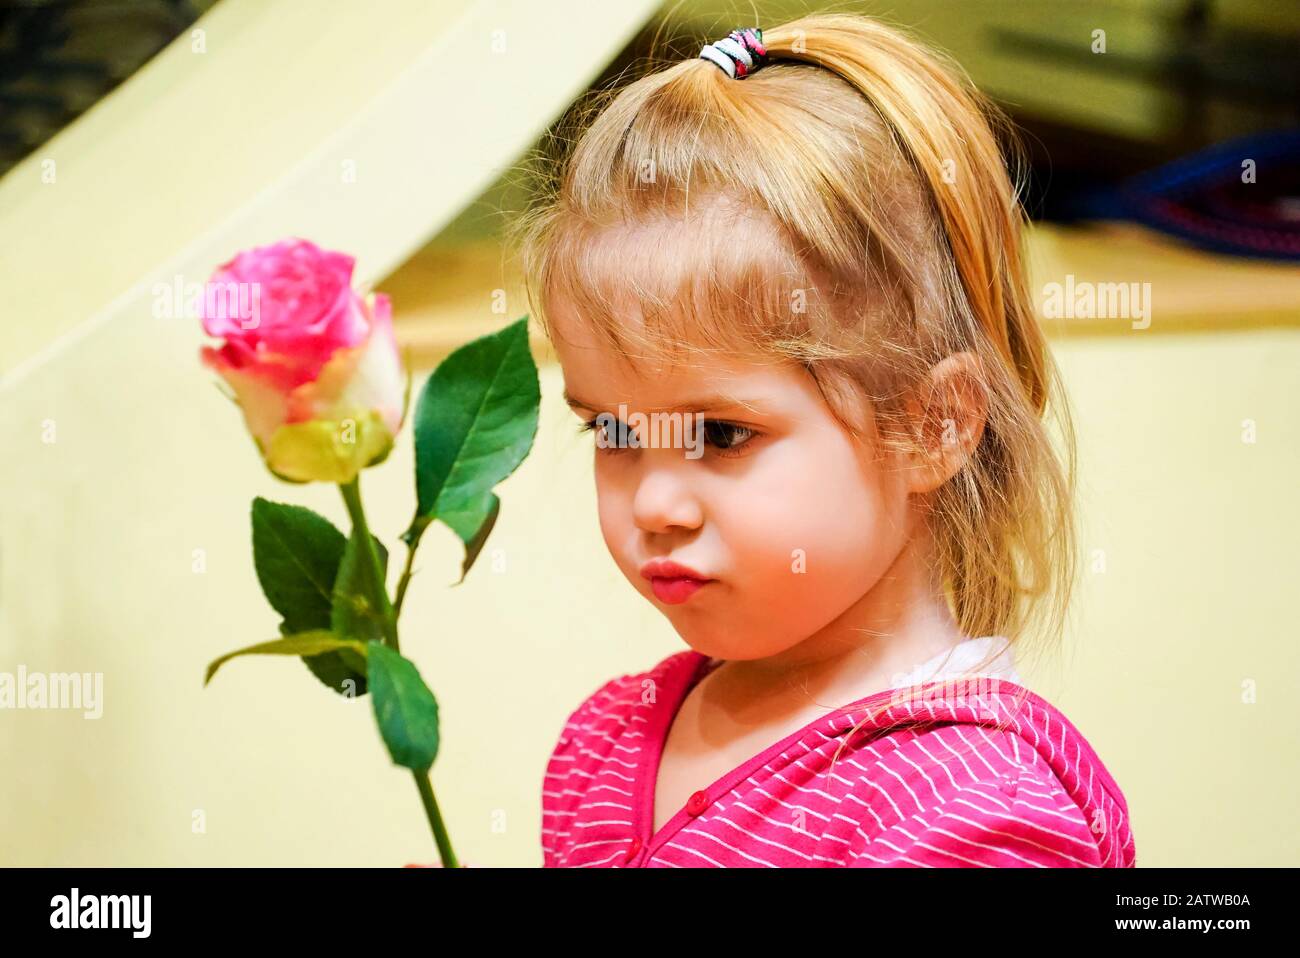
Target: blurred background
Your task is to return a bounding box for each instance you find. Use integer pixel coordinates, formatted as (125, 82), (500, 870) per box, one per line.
(1, 0), (1297, 867)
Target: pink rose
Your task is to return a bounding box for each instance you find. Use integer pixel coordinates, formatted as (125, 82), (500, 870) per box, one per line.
(199, 238), (406, 484)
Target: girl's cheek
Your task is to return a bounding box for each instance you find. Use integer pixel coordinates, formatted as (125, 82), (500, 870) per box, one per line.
(728, 462), (887, 586)
(592, 470), (636, 569)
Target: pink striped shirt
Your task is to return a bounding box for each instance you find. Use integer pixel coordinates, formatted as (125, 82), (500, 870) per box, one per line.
(541, 644), (1136, 867)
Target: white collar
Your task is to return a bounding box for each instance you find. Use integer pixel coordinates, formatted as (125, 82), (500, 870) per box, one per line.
(887, 635), (1021, 691)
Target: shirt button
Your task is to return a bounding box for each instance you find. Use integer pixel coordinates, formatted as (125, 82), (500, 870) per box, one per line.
(686, 789), (709, 816)
(624, 836), (642, 864)
(999, 775), (1019, 797)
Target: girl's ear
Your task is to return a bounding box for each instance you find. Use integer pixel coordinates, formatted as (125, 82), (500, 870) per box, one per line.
(900, 351), (989, 494)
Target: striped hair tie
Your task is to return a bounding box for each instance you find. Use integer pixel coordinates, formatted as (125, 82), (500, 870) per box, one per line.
(699, 27), (768, 79)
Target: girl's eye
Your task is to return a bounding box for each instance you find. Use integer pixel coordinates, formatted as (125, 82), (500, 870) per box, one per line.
(702, 420), (756, 456)
(577, 416), (635, 452)
(576, 417), (760, 458)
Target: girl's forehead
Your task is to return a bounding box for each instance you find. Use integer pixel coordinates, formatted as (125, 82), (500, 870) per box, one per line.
(544, 254), (815, 413)
(554, 324), (805, 416)
(538, 199), (817, 361)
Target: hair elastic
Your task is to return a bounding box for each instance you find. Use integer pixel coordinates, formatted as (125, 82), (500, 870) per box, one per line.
(699, 27), (768, 79)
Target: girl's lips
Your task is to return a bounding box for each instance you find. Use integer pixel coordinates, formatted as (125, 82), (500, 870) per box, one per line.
(640, 559), (715, 604)
(639, 558), (709, 580)
(649, 576), (713, 605)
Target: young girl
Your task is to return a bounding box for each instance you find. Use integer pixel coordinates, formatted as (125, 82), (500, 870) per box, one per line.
(511, 13), (1135, 868)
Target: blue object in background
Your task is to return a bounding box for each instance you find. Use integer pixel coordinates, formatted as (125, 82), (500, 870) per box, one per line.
(1066, 129), (1300, 262)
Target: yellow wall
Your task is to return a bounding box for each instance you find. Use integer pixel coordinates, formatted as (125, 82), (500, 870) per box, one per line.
(4, 318), (1298, 866)
(1, 0), (1297, 868)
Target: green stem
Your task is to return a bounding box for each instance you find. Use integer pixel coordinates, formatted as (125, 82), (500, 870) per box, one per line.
(338, 480), (457, 864)
(414, 769), (460, 867)
(393, 522), (427, 618)
(339, 477), (399, 651)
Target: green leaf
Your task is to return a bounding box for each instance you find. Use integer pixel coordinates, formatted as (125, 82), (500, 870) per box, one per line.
(251, 498), (346, 627)
(250, 498), (367, 696)
(290, 620), (368, 696)
(332, 527), (391, 644)
(368, 643), (440, 773)
(404, 316), (539, 569)
(449, 492), (499, 586)
(205, 631), (368, 686)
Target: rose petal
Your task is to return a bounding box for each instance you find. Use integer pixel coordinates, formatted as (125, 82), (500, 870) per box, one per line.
(283, 294), (404, 434)
(201, 345), (290, 448)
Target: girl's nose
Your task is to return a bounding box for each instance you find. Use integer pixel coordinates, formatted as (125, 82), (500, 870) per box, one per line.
(631, 464), (704, 534)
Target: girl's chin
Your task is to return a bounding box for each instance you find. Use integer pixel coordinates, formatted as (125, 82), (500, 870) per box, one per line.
(669, 625), (766, 662)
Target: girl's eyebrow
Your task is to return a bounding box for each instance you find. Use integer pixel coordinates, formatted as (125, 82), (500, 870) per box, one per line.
(563, 390), (763, 415)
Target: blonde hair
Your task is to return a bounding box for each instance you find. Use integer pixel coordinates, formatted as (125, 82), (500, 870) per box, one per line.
(507, 12), (1078, 742)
